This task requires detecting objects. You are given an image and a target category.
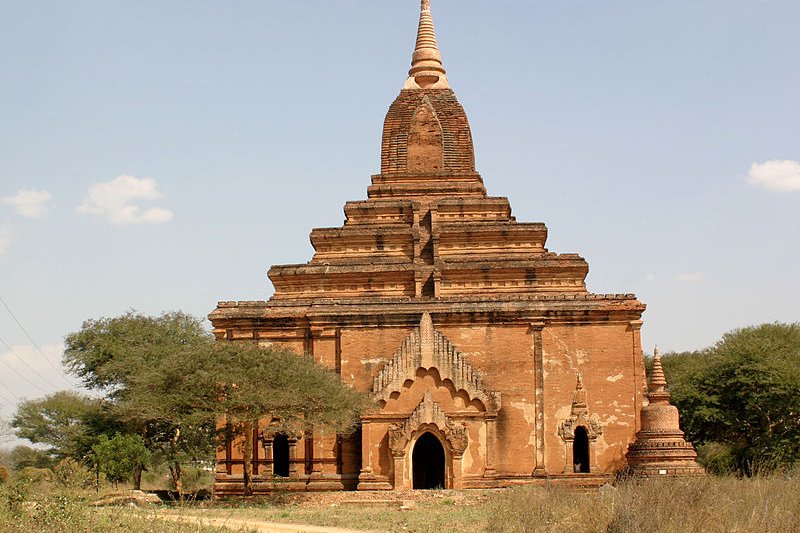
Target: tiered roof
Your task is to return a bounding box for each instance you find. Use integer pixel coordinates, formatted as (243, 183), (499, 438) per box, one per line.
(212, 0), (644, 329)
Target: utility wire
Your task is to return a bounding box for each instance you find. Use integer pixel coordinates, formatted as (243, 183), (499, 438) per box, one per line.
(0, 336), (57, 392)
(0, 294), (73, 386)
(0, 387), (15, 405)
(0, 377), (19, 402)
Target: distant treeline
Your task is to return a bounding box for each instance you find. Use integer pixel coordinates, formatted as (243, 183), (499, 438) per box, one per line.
(660, 322), (800, 475)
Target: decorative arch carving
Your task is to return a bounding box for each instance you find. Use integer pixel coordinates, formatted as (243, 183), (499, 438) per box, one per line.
(372, 312), (501, 414)
(558, 374), (603, 474)
(558, 373), (603, 441)
(388, 391), (468, 458)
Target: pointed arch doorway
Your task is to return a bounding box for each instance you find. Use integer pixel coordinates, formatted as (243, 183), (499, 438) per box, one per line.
(412, 432), (446, 489)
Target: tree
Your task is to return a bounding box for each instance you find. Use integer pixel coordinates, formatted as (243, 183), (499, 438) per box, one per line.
(64, 311), (216, 490)
(10, 445), (53, 470)
(91, 433), (150, 487)
(11, 390), (115, 463)
(663, 322), (800, 474)
(63, 311), (369, 495)
(147, 342), (370, 495)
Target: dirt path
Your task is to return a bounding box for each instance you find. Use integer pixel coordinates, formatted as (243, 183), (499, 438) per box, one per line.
(153, 511), (376, 533)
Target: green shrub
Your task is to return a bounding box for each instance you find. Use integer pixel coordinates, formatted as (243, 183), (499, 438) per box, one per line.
(54, 458), (94, 490)
(29, 491), (89, 531)
(92, 433), (150, 486)
(2, 477), (30, 517)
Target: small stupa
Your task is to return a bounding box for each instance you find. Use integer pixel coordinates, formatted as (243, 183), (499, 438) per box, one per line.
(625, 347), (704, 476)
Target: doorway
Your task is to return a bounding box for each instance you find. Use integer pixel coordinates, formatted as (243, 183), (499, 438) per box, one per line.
(412, 432), (446, 489)
(573, 426), (590, 473)
(272, 434), (290, 477)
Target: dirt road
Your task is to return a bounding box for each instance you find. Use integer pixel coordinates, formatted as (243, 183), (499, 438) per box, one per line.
(153, 511), (375, 533)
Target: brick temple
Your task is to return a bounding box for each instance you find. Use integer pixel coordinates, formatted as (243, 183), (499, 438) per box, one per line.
(210, 0), (698, 495)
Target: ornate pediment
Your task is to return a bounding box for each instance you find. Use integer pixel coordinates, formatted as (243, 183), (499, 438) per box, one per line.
(371, 312), (500, 413)
(388, 391), (468, 457)
(558, 373), (603, 441)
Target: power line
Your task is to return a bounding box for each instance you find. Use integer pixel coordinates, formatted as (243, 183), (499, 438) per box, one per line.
(0, 294), (73, 386)
(0, 336), (57, 392)
(0, 387), (16, 405)
(0, 376), (19, 401)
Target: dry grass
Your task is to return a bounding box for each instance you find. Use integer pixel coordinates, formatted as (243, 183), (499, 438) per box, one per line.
(190, 473), (800, 533)
(488, 473), (800, 533)
(2, 472), (799, 532)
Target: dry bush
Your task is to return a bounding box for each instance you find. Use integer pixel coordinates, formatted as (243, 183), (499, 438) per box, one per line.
(0, 465), (9, 484)
(610, 474), (800, 533)
(487, 484), (612, 533)
(54, 458), (94, 490)
(487, 473), (800, 533)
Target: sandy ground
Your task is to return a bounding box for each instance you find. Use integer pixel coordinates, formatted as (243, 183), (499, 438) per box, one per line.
(153, 511), (375, 533)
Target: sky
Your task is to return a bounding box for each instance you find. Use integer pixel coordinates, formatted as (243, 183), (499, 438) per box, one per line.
(1, 0), (799, 438)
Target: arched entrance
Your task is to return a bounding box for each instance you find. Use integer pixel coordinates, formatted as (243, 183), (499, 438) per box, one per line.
(272, 434), (290, 477)
(412, 432), (445, 489)
(573, 426), (590, 473)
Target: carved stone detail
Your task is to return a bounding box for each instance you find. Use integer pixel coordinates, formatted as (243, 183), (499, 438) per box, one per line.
(558, 373), (603, 441)
(558, 417), (603, 441)
(373, 312), (500, 413)
(388, 391), (468, 457)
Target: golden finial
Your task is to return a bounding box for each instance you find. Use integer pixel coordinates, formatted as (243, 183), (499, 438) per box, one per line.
(404, 0), (450, 89)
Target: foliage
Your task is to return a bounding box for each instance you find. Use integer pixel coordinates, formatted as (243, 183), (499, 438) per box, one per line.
(173, 342), (369, 436)
(91, 434), (150, 486)
(64, 310), (213, 397)
(155, 341), (370, 494)
(12, 390), (116, 463)
(53, 458), (94, 490)
(63, 310), (369, 496)
(16, 466), (55, 486)
(166, 464), (213, 493)
(0, 483), (231, 532)
(2, 477), (30, 517)
(10, 445), (53, 470)
(63, 311), (216, 491)
(0, 465), (8, 484)
(663, 322), (800, 474)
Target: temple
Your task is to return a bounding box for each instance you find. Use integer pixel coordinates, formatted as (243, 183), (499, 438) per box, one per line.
(210, 1), (698, 495)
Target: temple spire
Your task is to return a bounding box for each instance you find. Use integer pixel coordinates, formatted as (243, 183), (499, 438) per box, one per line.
(404, 0), (450, 89)
(648, 346), (671, 404)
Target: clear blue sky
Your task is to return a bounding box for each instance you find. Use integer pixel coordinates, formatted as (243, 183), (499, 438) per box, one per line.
(1, 0), (799, 430)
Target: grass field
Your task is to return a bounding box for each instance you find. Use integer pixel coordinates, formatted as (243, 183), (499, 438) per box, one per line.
(2, 471), (799, 532)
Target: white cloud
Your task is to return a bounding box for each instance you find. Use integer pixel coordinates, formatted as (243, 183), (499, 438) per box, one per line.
(0, 224), (12, 256)
(674, 272), (705, 283)
(746, 160), (800, 192)
(1, 189), (52, 218)
(77, 175), (174, 225)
